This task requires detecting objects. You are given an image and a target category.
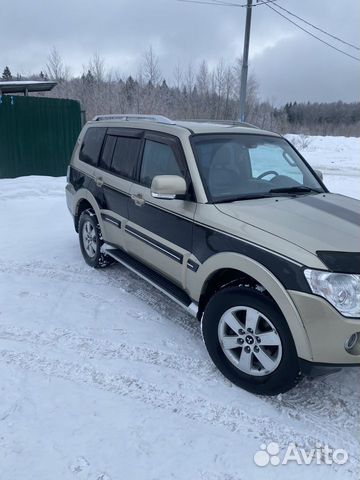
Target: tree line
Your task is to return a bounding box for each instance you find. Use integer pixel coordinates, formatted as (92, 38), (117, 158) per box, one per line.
(2, 47), (359, 137)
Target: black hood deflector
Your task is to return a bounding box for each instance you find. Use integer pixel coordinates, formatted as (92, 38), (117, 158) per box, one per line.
(316, 251), (360, 274)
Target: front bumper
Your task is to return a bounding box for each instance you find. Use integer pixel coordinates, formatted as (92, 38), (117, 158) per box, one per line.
(299, 359), (359, 379)
(289, 290), (360, 364)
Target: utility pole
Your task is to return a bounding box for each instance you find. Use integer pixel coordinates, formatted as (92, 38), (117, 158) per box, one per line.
(239, 0), (253, 122)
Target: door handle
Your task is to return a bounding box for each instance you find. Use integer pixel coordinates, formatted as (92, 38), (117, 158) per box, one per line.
(96, 176), (104, 187)
(131, 193), (145, 207)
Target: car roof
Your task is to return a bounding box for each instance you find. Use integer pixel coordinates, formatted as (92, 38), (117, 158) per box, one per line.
(87, 115), (280, 138)
(175, 120), (279, 136)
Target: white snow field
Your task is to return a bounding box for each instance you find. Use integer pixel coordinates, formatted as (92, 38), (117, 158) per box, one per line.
(0, 135), (359, 480)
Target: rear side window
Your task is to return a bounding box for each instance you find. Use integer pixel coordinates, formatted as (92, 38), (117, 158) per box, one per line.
(110, 136), (141, 179)
(79, 127), (106, 166)
(140, 140), (184, 187)
(99, 135), (117, 171)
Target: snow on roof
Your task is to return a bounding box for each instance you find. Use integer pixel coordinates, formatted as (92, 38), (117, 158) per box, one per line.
(0, 80), (57, 94)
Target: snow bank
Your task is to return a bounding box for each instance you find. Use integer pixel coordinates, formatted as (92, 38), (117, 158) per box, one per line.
(286, 134), (360, 199)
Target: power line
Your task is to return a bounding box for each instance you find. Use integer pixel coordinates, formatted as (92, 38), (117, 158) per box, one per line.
(180, 0), (360, 56)
(177, 0), (235, 6)
(177, 0), (278, 8)
(177, 0), (359, 115)
(271, 3), (359, 51)
(265, 3), (360, 62)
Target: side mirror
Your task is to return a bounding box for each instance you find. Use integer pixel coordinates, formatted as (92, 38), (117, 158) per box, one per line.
(151, 175), (187, 200)
(314, 169), (323, 181)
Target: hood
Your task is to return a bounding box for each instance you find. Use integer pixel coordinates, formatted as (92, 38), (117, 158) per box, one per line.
(216, 193), (360, 256)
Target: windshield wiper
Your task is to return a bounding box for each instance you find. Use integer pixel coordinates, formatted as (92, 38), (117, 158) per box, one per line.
(217, 193), (275, 203)
(268, 186), (322, 195)
(216, 186), (323, 203)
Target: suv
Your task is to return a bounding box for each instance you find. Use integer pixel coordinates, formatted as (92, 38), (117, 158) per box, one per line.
(66, 114), (360, 395)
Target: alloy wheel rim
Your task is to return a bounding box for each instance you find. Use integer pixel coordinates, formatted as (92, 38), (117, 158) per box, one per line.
(82, 221), (97, 258)
(218, 306), (282, 377)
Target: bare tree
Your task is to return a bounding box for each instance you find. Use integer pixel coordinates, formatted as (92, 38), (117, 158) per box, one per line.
(142, 46), (161, 86)
(196, 60), (209, 97)
(185, 61), (195, 93)
(89, 52), (106, 83)
(223, 65), (234, 118)
(173, 61), (183, 90)
(46, 47), (69, 82)
(35, 47), (359, 136)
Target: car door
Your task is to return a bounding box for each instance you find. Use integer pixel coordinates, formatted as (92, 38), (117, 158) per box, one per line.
(95, 127), (143, 249)
(126, 131), (196, 287)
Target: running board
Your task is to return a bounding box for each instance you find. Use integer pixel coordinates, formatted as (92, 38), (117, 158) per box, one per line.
(105, 246), (198, 318)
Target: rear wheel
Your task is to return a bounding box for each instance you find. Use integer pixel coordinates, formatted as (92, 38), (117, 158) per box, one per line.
(201, 287), (302, 395)
(79, 209), (114, 268)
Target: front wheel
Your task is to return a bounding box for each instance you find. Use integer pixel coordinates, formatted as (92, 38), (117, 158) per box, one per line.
(79, 209), (114, 268)
(201, 287), (302, 395)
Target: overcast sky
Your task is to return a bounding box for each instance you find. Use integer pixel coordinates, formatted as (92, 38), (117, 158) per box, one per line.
(2, 0), (359, 104)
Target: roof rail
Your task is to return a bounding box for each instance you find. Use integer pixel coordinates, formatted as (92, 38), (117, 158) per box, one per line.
(186, 119), (259, 129)
(92, 114), (175, 125)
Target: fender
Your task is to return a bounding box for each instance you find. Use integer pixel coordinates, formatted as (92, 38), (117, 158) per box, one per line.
(73, 188), (106, 234)
(187, 251), (314, 361)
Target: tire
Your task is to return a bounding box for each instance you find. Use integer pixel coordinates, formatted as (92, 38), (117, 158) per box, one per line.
(78, 209), (114, 268)
(201, 287), (302, 395)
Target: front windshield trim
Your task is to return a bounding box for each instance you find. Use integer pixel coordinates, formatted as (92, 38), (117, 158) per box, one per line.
(189, 133), (327, 203)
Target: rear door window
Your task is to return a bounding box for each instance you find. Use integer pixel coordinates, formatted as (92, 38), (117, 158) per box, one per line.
(79, 127), (106, 166)
(110, 136), (142, 180)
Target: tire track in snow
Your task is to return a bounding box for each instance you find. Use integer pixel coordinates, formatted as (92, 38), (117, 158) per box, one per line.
(0, 261), (358, 465)
(0, 260), (200, 337)
(266, 377), (359, 458)
(2, 346), (356, 475)
(0, 324), (216, 379)
(0, 323), (357, 461)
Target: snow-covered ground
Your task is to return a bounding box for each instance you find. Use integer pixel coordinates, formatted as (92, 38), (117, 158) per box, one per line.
(286, 134), (360, 199)
(0, 135), (359, 480)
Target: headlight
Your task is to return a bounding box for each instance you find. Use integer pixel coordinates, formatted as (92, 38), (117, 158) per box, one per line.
(304, 269), (360, 318)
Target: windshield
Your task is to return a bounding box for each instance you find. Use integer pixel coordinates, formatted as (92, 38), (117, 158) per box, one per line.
(191, 134), (324, 203)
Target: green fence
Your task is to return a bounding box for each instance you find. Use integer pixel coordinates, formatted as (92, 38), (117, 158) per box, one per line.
(0, 95), (82, 178)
